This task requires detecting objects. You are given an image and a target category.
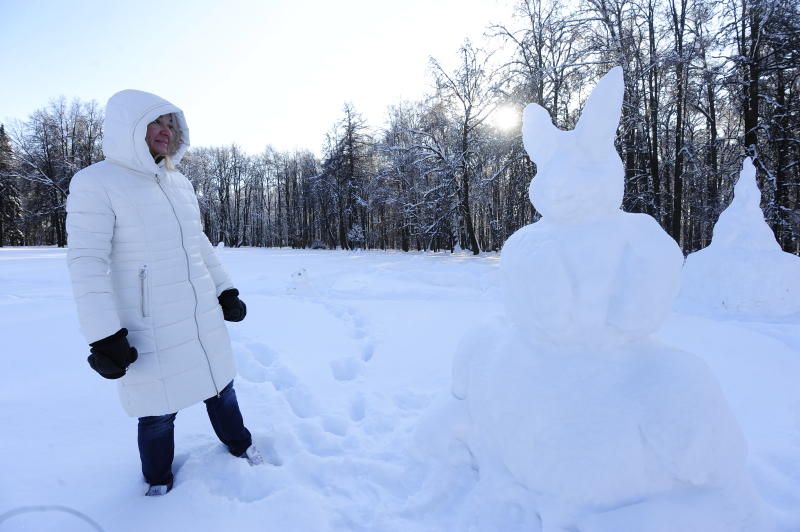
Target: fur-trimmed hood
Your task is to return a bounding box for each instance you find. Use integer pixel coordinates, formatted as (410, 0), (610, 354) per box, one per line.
(102, 89), (191, 172)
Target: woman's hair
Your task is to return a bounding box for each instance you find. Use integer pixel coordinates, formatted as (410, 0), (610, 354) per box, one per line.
(166, 113), (183, 159)
(163, 154), (177, 171)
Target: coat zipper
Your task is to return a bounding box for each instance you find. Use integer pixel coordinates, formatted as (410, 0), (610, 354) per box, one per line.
(139, 265), (151, 317)
(154, 171), (221, 397)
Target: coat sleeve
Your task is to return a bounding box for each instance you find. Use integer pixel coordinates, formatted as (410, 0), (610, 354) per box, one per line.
(199, 231), (234, 296)
(66, 171), (122, 344)
(184, 173), (234, 295)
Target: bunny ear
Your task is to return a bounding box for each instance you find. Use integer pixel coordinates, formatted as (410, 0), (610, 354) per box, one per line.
(575, 66), (624, 147)
(522, 103), (560, 166)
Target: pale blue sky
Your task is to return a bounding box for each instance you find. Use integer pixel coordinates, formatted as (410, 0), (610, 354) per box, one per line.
(1, 0), (513, 154)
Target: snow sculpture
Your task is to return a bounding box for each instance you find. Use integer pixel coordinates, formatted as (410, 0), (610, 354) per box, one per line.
(680, 158), (800, 317)
(287, 267), (317, 295)
(452, 67), (759, 531)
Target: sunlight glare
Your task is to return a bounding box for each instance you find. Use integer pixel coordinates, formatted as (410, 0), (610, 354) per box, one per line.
(491, 106), (520, 131)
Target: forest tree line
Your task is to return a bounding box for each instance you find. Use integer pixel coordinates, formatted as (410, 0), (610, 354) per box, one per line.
(1, 0), (798, 254)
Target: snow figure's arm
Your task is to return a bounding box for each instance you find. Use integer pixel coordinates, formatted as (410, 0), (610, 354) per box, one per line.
(606, 216), (683, 339)
(66, 172), (122, 343)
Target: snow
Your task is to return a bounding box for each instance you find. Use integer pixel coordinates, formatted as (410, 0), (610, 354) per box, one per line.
(0, 246), (799, 531)
(679, 158), (800, 318)
(453, 67), (771, 531)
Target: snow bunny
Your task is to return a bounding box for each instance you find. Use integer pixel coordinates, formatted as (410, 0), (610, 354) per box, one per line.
(452, 68), (760, 531)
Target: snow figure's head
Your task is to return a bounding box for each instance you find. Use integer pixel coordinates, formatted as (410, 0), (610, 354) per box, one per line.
(523, 67), (624, 223)
(711, 157), (780, 251)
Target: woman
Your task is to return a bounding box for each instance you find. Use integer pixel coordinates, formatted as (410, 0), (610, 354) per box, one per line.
(66, 89), (262, 497)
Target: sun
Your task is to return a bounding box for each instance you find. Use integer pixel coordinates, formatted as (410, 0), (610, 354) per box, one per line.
(490, 105), (520, 131)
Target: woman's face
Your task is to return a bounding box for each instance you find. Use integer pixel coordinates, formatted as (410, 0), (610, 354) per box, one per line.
(145, 114), (176, 157)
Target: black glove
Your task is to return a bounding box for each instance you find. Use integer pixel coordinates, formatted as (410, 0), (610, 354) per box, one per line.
(87, 328), (139, 379)
(218, 288), (247, 322)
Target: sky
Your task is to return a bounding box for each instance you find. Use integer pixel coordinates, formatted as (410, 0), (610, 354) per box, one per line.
(1, 0), (515, 155)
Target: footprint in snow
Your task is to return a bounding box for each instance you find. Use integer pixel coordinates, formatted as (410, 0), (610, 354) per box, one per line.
(283, 387), (319, 419)
(235, 351), (268, 383)
(361, 341), (374, 362)
(321, 302), (377, 371)
(255, 436), (284, 467)
(235, 340), (299, 391)
(247, 341), (278, 367)
(349, 394), (367, 422)
(330, 357), (362, 382)
(321, 414), (350, 437)
(393, 390), (432, 411)
(294, 422), (343, 457)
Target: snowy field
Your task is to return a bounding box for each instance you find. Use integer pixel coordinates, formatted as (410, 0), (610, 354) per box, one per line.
(1, 247), (799, 531)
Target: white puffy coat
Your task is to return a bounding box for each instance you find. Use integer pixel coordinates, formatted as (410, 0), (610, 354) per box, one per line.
(66, 90), (236, 418)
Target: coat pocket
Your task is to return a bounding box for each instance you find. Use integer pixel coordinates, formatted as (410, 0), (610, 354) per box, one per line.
(139, 265), (151, 318)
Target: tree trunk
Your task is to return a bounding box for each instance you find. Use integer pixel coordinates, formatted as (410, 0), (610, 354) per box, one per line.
(670, 0), (687, 247)
(461, 128), (480, 255)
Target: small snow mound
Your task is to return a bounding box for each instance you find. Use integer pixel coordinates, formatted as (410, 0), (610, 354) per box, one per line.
(286, 267), (319, 295)
(712, 158), (780, 251)
(680, 157), (800, 317)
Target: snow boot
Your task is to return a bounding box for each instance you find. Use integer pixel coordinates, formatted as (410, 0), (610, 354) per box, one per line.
(145, 479), (173, 496)
(241, 444), (264, 466)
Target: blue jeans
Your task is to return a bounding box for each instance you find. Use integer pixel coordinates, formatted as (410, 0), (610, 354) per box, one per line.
(137, 380), (252, 486)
